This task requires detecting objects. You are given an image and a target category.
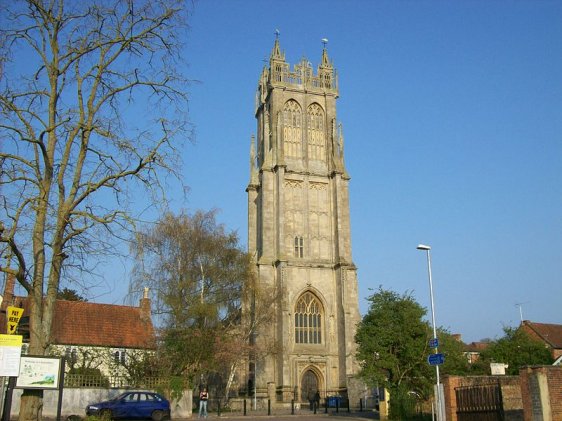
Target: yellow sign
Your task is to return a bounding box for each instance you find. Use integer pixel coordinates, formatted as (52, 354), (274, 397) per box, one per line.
(0, 334), (22, 347)
(0, 334), (23, 376)
(6, 306), (24, 335)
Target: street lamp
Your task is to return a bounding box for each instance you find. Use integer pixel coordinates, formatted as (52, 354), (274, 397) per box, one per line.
(417, 244), (445, 421)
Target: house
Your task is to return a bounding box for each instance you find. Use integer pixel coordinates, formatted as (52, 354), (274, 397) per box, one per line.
(463, 341), (490, 364)
(451, 334), (490, 364)
(1, 275), (156, 379)
(519, 320), (562, 360)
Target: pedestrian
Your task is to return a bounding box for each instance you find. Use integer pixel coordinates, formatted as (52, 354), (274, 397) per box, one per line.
(314, 390), (321, 411)
(199, 387), (209, 418)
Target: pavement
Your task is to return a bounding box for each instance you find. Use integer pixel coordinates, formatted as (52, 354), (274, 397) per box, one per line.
(187, 409), (379, 420)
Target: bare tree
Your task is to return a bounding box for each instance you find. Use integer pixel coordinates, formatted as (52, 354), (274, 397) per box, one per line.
(0, 1), (190, 419)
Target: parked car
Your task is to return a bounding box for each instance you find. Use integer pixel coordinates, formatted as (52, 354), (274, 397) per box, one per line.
(86, 391), (170, 420)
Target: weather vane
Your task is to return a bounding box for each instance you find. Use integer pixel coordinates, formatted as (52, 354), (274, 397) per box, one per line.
(275, 29), (280, 39)
(321, 38), (328, 48)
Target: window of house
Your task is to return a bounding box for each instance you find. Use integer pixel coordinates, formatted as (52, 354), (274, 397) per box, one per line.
(65, 346), (78, 364)
(114, 349), (126, 365)
(295, 292), (323, 344)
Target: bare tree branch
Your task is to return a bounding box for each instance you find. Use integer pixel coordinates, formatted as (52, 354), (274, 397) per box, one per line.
(0, 1), (191, 419)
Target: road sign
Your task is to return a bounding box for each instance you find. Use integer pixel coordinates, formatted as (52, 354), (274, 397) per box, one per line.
(428, 353), (445, 366)
(428, 338), (439, 348)
(6, 306), (24, 335)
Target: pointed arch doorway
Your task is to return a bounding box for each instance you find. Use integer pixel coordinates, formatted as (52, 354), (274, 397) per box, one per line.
(301, 369), (319, 403)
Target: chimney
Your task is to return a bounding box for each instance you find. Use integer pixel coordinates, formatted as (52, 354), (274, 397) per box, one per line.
(140, 287), (151, 322)
(2, 273), (16, 312)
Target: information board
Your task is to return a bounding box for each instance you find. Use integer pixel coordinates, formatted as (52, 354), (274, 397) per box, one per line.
(16, 356), (62, 389)
(0, 334), (23, 376)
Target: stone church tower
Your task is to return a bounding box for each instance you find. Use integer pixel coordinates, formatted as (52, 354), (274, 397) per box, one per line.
(246, 37), (362, 404)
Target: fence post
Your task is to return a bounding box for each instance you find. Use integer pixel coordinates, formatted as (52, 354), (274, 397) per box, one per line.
(291, 399), (294, 415)
(325, 398), (328, 413)
(243, 398), (246, 416)
(267, 399), (271, 415)
(336, 397), (339, 413)
(217, 399), (221, 417)
(360, 398), (363, 412)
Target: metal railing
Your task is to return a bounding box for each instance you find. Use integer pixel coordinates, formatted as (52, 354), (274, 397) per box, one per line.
(64, 374), (168, 389)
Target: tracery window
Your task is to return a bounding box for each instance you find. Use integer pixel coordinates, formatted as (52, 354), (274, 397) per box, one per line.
(307, 104), (325, 161)
(295, 292), (323, 344)
(294, 236), (304, 258)
(283, 100), (302, 158)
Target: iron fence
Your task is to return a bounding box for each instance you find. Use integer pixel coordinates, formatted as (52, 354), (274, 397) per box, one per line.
(64, 374), (168, 389)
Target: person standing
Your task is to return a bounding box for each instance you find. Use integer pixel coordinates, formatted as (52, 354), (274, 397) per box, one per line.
(199, 388), (209, 418)
(314, 390), (321, 411)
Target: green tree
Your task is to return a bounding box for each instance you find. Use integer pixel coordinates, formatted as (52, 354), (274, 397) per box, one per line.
(477, 326), (553, 375)
(438, 330), (470, 376)
(131, 210), (276, 397)
(356, 287), (469, 419)
(355, 287), (433, 399)
(0, 1), (190, 419)
(56, 288), (86, 301)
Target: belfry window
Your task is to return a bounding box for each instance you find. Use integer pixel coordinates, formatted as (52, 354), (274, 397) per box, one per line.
(307, 103), (325, 161)
(295, 292), (322, 344)
(294, 236), (304, 258)
(283, 100), (302, 158)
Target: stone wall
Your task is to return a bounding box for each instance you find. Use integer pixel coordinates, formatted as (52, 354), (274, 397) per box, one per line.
(519, 365), (562, 421)
(7, 388), (193, 419)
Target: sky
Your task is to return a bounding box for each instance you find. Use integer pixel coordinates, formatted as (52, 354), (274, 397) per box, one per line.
(8, 0), (556, 344)
(168, 0), (562, 344)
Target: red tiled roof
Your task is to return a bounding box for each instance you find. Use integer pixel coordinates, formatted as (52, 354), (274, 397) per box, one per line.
(522, 321), (562, 349)
(15, 298), (155, 350)
(464, 341), (490, 352)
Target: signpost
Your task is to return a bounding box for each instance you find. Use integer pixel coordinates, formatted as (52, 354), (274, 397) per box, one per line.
(6, 306), (24, 335)
(428, 338), (439, 349)
(428, 353), (445, 366)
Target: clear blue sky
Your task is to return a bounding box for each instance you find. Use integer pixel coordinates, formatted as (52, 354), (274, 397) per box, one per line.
(63, 0), (560, 343)
(173, 0), (562, 343)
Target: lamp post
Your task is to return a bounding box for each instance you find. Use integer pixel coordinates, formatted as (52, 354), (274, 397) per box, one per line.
(417, 244), (445, 421)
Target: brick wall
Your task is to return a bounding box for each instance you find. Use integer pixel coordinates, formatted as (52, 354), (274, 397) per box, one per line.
(519, 365), (562, 421)
(442, 375), (522, 421)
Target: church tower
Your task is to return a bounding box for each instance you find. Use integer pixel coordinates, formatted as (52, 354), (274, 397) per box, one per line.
(247, 36), (362, 404)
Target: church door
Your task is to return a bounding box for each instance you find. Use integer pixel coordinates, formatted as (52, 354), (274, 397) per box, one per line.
(301, 369), (318, 403)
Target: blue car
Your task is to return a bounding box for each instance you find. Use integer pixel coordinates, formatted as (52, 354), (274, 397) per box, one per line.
(86, 391), (170, 420)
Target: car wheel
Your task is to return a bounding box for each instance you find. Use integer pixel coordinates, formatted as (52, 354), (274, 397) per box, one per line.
(100, 409), (113, 420)
(151, 410), (164, 421)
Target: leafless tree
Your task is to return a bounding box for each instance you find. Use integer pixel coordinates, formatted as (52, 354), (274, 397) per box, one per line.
(0, 1), (191, 419)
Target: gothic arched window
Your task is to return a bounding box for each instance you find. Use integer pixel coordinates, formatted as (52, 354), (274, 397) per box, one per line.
(295, 292), (323, 344)
(307, 103), (325, 161)
(283, 100), (302, 158)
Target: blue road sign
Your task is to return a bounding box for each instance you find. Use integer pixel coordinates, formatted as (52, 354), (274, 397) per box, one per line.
(428, 338), (439, 348)
(428, 353), (445, 366)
